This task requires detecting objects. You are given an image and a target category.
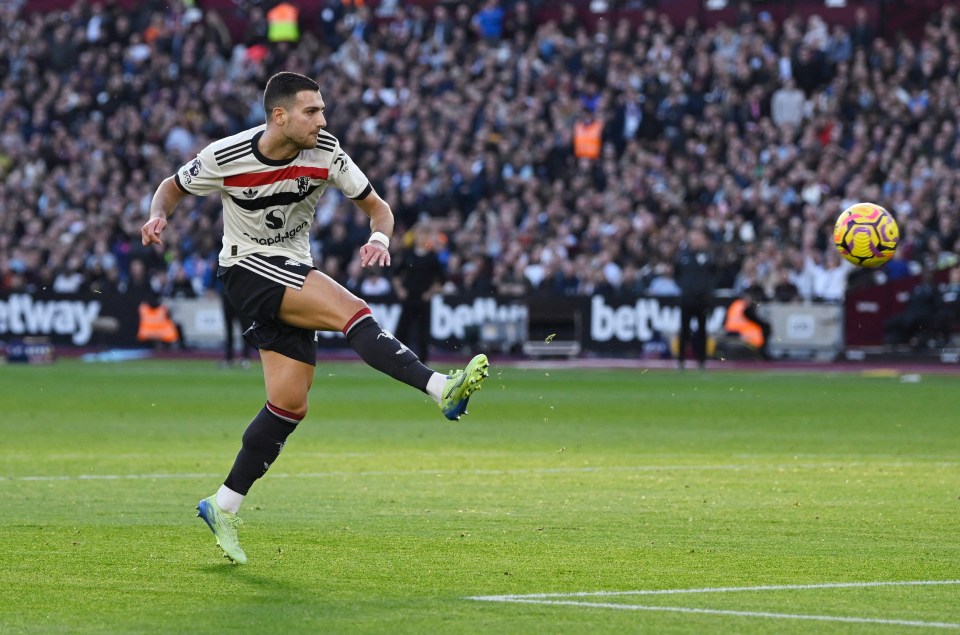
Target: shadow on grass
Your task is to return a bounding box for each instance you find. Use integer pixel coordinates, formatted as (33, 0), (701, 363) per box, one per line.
(194, 562), (299, 594)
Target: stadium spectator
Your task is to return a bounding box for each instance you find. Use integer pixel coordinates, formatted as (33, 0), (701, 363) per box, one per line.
(884, 267), (941, 349)
(471, 0), (505, 42)
(119, 258), (157, 302)
(136, 297), (181, 349)
(218, 280), (254, 369)
(771, 78), (805, 128)
(674, 227), (718, 370)
(935, 265), (960, 345)
(645, 262), (680, 298)
(800, 247), (854, 303)
(849, 6), (876, 50)
(724, 284), (772, 360)
(392, 222), (445, 364)
(266, 2), (299, 43)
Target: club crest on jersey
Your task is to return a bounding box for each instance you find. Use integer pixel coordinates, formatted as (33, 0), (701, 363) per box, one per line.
(296, 176), (310, 198)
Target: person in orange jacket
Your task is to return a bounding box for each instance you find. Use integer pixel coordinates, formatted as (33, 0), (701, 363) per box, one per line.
(137, 298), (181, 347)
(724, 285), (772, 359)
(573, 109), (603, 160)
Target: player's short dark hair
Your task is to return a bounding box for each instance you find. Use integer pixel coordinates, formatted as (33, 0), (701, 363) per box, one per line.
(263, 72), (320, 115)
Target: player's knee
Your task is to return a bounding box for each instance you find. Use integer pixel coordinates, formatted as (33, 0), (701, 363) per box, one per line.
(264, 399), (308, 423)
(341, 298), (372, 332)
(277, 401), (307, 420)
(349, 297), (370, 315)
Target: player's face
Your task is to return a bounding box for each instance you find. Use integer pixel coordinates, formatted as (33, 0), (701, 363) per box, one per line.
(283, 90), (327, 149)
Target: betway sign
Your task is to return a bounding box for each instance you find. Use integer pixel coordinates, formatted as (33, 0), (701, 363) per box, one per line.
(0, 294), (102, 345)
(7, 290), (729, 353)
(431, 296), (528, 340)
(318, 294), (725, 352)
(590, 296), (727, 343)
(318, 296), (528, 342)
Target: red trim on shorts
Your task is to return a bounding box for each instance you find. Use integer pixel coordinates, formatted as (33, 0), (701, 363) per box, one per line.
(266, 401), (304, 423)
(342, 308), (373, 335)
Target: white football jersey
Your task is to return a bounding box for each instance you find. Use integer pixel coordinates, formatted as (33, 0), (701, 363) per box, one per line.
(175, 125), (371, 267)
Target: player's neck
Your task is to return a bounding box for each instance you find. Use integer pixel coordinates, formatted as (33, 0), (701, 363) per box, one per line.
(257, 128), (301, 161)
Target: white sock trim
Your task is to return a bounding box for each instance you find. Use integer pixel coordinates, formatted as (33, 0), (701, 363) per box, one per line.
(426, 372), (447, 404)
(216, 484), (245, 515)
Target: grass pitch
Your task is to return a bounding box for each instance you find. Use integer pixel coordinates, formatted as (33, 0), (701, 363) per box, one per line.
(0, 358), (958, 634)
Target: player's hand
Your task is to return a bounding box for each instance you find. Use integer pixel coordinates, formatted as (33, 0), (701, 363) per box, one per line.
(360, 240), (390, 268)
(141, 217), (167, 247)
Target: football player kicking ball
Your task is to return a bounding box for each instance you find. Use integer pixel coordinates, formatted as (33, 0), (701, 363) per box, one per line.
(141, 72), (488, 564)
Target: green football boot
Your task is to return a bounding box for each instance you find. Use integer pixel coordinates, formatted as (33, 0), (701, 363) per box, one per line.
(440, 354), (490, 421)
(196, 495), (247, 564)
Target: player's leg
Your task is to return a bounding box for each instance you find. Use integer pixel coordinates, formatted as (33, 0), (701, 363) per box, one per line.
(200, 262), (320, 563)
(198, 346), (313, 564)
(279, 269), (434, 388)
(221, 350), (310, 499)
(279, 269), (487, 421)
(261, 349), (314, 416)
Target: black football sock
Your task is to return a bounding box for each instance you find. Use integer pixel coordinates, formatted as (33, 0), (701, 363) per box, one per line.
(343, 309), (434, 393)
(223, 402), (301, 495)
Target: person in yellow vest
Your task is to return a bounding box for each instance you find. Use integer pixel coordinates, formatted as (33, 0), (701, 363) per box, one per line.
(723, 285), (771, 359)
(267, 2), (300, 43)
(138, 299), (181, 347)
(573, 109), (603, 160)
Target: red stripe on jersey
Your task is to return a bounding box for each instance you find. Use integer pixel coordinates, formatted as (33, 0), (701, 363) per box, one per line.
(223, 166), (329, 188)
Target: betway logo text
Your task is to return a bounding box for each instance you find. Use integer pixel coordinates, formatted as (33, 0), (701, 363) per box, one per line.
(0, 294), (102, 345)
(590, 296), (726, 342)
(317, 297), (526, 340)
(432, 296), (527, 339)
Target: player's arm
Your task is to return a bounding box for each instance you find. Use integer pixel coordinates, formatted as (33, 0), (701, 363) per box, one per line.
(354, 188), (395, 268)
(141, 176), (190, 247)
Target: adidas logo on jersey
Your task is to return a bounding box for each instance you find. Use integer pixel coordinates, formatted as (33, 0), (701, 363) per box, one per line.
(242, 188), (258, 198)
(284, 259), (303, 267)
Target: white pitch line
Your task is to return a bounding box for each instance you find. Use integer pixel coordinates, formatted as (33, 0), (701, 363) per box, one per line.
(7, 472), (223, 482)
(2, 461), (955, 483)
(467, 580), (960, 630)
(474, 599), (960, 630)
(472, 579), (960, 600)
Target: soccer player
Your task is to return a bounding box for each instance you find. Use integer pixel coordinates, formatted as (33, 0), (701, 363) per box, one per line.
(141, 72), (489, 564)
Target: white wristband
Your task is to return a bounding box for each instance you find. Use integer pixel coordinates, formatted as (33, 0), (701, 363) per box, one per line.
(368, 231), (390, 249)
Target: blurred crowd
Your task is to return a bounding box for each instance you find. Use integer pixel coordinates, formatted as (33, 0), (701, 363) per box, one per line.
(2, 0), (960, 307)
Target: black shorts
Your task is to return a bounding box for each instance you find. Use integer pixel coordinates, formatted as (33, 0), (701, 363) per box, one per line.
(218, 255), (318, 366)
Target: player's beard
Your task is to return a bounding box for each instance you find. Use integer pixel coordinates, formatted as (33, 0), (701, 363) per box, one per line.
(295, 133), (314, 150)
(303, 131), (321, 149)
(288, 129), (318, 151)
